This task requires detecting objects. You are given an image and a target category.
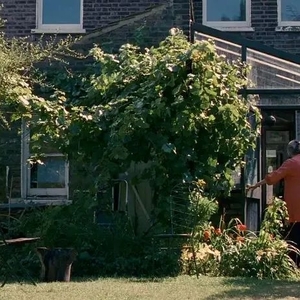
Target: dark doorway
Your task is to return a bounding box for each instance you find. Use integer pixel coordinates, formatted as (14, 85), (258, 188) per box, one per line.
(261, 110), (295, 209)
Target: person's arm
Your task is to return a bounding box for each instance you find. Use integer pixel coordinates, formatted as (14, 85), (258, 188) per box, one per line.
(247, 179), (266, 191)
(247, 159), (292, 191)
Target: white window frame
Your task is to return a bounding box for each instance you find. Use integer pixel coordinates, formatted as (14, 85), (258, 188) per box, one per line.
(32, 0), (86, 34)
(278, 0), (300, 27)
(21, 121), (69, 200)
(202, 0), (252, 30)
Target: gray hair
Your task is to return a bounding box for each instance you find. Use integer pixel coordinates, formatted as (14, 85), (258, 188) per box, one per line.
(287, 140), (300, 158)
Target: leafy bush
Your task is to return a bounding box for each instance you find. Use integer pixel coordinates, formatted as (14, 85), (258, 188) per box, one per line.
(3, 191), (187, 278)
(30, 28), (260, 206)
(182, 198), (300, 279)
(154, 180), (218, 235)
(1, 181), (220, 279)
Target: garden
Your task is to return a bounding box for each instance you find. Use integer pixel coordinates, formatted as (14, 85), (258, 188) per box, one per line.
(1, 10), (300, 291)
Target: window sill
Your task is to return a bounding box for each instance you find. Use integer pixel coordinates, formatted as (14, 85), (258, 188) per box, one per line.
(31, 28), (86, 34)
(24, 199), (72, 205)
(275, 26), (300, 32)
(0, 199), (71, 209)
(212, 27), (255, 32)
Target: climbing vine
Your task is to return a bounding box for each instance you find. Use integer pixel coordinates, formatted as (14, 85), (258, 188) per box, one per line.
(28, 28), (260, 206)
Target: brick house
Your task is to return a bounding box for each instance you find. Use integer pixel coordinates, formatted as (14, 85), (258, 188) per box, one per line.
(194, 0), (300, 54)
(1, 0), (300, 231)
(0, 0), (189, 217)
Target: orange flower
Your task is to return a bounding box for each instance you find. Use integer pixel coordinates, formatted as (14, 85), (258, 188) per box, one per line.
(215, 228), (222, 235)
(203, 230), (211, 241)
(236, 236), (245, 242)
(236, 224), (247, 232)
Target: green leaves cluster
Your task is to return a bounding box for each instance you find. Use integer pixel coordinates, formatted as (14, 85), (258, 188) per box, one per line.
(34, 29), (259, 201)
(0, 13), (82, 127)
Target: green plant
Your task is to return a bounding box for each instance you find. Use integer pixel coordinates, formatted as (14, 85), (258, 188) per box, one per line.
(182, 198), (300, 279)
(3, 191), (181, 278)
(0, 12), (81, 128)
(28, 28), (260, 224)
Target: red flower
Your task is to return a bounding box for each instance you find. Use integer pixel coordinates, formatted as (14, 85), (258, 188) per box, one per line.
(215, 228), (222, 235)
(236, 224), (247, 232)
(203, 230), (211, 241)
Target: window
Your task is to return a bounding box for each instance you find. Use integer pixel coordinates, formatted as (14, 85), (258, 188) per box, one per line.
(278, 0), (300, 26)
(33, 0), (85, 33)
(202, 0), (251, 30)
(21, 121), (69, 200)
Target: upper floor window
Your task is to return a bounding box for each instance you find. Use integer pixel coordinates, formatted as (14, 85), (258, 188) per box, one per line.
(202, 0), (252, 31)
(278, 0), (300, 26)
(33, 0), (85, 34)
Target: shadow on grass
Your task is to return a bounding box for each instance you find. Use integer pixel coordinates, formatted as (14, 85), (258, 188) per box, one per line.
(205, 277), (300, 299)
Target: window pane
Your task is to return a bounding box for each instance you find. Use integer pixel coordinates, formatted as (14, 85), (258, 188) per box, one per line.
(42, 0), (81, 25)
(207, 0), (246, 22)
(31, 156), (66, 188)
(281, 0), (300, 21)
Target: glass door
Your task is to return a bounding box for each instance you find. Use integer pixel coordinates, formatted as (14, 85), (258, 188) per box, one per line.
(262, 110), (295, 206)
(265, 130), (290, 200)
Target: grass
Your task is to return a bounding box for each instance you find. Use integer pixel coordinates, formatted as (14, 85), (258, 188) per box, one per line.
(1, 276), (300, 300)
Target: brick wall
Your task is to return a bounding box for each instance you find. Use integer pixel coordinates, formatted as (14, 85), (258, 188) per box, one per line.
(83, 0), (164, 32)
(1, 1), (300, 56)
(0, 0), (190, 201)
(0, 0), (189, 46)
(193, 0), (300, 55)
(1, 0), (166, 37)
(80, 5), (174, 52)
(0, 0), (36, 37)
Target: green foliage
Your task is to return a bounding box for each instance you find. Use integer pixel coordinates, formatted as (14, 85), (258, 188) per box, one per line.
(0, 12), (82, 129)
(260, 198), (289, 236)
(0, 24), (262, 277)
(4, 192), (180, 277)
(151, 180), (218, 237)
(30, 28), (260, 205)
(182, 199), (300, 280)
(1, 181), (219, 278)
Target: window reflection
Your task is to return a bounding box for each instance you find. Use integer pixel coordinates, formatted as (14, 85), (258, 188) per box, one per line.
(30, 156), (66, 189)
(207, 0), (246, 22)
(42, 0), (81, 24)
(281, 0), (300, 21)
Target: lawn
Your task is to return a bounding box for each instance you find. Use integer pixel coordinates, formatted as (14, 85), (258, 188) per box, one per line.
(1, 276), (300, 300)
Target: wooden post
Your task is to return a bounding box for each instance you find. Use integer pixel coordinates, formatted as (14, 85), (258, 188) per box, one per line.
(36, 247), (77, 282)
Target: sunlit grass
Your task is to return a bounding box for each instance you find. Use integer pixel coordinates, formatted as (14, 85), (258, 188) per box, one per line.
(1, 275), (300, 300)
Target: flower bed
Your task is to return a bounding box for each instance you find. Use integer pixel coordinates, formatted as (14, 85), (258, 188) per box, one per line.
(181, 198), (300, 279)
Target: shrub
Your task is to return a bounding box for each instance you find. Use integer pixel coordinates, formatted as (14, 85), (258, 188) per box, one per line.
(182, 198), (300, 279)
(3, 191), (188, 278)
(2, 180), (219, 279)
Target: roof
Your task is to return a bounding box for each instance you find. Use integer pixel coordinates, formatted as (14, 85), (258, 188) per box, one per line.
(192, 23), (300, 95)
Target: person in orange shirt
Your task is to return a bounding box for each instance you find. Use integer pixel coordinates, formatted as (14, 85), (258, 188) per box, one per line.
(248, 139), (300, 265)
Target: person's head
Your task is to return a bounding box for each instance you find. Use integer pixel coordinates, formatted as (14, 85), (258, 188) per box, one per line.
(287, 140), (300, 158)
